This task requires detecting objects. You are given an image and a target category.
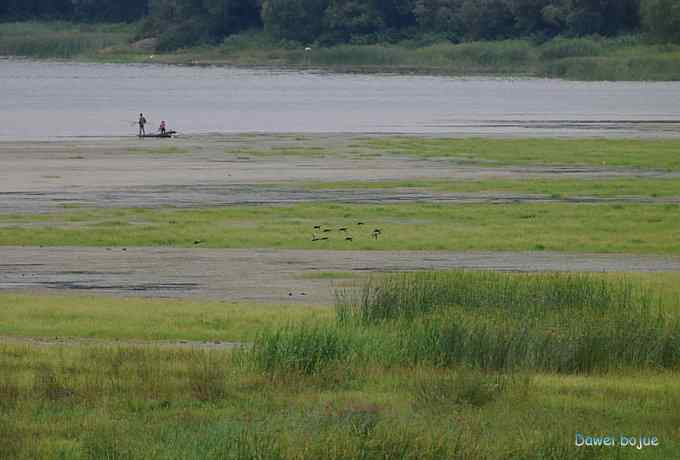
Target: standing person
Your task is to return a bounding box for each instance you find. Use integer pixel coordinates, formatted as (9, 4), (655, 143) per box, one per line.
(159, 120), (166, 135)
(138, 113), (147, 137)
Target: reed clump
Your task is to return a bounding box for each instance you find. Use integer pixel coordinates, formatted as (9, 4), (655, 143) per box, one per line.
(249, 324), (357, 375)
(252, 271), (680, 374)
(336, 271), (653, 324)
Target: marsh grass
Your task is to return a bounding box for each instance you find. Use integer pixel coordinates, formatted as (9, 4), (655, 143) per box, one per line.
(216, 32), (680, 80)
(3, 202), (680, 254)
(1, 277), (679, 458)
(2, 23), (679, 80)
(362, 137), (680, 170)
(336, 271), (654, 323)
(249, 324), (356, 375)
(187, 353), (227, 402)
(33, 364), (76, 401)
(539, 37), (606, 60)
(300, 176), (680, 198)
(0, 22), (134, 58)
(225, 146), (328, 157)
(0, 294), (332, 342)
(411, 367), (527, 410)
(287, 40), (535, 74)
(1, 342), (679, 458)
(0, 374), (20, 409)
(254, 271), (679, 374)
(128, 146), (189, 155)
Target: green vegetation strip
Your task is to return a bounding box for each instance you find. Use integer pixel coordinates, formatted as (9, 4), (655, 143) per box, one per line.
(4, 21), (680, 81)
(301, 177), (680, 198)
(363, 138), (680, 170)
(0, 294), (331, 342)
(2, 202), (680, 253)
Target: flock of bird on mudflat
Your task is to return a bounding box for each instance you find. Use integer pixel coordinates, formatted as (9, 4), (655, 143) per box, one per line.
(311, 222), (381, 242)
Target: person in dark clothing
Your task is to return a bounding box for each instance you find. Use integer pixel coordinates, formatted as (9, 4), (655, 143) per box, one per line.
(138, 113), (147, 137)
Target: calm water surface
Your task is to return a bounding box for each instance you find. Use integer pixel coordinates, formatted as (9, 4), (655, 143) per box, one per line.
(2, 59), (680, 139)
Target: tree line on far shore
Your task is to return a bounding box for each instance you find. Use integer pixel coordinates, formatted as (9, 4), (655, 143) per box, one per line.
(2, 0), (679, 50)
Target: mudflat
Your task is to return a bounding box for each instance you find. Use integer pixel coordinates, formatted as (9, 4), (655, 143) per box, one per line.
(3, 246), (680, 304)
(1, 134), (673, 213)
(3, 134), (680, 302)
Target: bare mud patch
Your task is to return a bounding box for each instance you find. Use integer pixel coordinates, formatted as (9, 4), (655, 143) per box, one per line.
(3, 247), (680, 305)
(0, 334), (242, 350)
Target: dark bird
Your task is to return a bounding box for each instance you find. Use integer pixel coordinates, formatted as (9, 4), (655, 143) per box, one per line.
(313, 225), (321, 229)
(323, 229), (332, 233)
(357, 222), (365, 226)
(321, 237), (329, 241)
(339, 227), (348, 232)
(345, 236), (353, 241)
(193, 240), (203, 245)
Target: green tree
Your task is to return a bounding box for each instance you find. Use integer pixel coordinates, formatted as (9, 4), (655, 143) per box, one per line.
(322, 0), (384, 43)
(566, 0), (639, 36)
(261, 0), (329, 42)
(641, 0), (680, 43)
(73, 0), (147, 21)
(507, 0), (567, 36)
(374, 0), (416, 29)
(413, 0), (465, 40)
(460, 0), (515, 40)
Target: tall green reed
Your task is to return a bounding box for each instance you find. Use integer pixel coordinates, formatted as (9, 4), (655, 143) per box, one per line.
(253, 271), (679, 374)
(336, 271), (655, 324)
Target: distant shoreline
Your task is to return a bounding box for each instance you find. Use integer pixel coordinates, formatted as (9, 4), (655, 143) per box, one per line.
(2, 22), (680, 81)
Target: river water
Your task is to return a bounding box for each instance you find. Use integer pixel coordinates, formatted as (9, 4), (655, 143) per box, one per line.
(1, 58), (680, 139)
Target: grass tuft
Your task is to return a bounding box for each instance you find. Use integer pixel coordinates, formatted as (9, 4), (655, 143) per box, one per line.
(250, 324), (355, 375)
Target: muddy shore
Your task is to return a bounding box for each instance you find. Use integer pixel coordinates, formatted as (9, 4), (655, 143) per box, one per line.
(1, 134), (675, 213)
(3, 247), (680, 304)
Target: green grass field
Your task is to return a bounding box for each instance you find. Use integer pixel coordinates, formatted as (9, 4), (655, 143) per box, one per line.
(3, 135), (680, 457)
(2, 345), (677, 459)
(2, 202), (680, 253)
(0, 294), (331, 342)
(1, 272), (679, 459)
(362, 138), (680, 170)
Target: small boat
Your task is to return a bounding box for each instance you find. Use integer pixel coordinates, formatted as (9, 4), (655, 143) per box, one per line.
(139, 130), (177, 138)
